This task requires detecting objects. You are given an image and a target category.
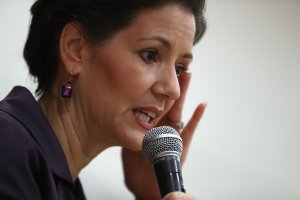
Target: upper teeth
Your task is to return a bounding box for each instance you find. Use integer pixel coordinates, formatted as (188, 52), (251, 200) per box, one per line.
(146, 111), (157, 118)
(135, 110), (157, 123)
(136, 112), (151, 122)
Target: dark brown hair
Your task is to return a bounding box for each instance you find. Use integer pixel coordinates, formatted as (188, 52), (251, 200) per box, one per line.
(23, 0), (206, 95)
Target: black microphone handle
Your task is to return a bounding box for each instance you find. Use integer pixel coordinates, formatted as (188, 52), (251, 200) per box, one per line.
(153, 155), (186, 197)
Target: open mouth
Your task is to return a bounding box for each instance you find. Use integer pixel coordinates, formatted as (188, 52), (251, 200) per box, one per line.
(133, 109), (157, 124)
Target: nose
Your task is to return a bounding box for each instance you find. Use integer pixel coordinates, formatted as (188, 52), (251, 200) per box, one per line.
(152, 66), (180, 100)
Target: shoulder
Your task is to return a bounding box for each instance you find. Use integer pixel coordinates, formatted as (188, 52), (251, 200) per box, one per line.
(0, 109), (45, 169)
(0, 86), (43, 154)
(0, 110), (44, 198)
(0, 109), (37, 152)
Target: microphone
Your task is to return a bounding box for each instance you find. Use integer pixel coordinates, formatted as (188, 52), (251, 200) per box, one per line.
(142, 126), (186, 198)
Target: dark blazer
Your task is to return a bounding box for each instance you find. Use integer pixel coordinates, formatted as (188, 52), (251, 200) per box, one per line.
(0, 86), (86, 200)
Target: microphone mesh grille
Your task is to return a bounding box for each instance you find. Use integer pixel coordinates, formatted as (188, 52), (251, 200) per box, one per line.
(142, 126), (183, 161)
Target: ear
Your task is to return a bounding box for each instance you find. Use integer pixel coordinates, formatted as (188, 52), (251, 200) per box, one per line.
(59, 22), (87, 76)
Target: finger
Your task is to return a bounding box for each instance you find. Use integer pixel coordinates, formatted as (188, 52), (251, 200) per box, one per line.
(180, 103), (207, 161)
(167, 73), (191, 121)
(181, 102), (206, 144)
(176, 73), (192, 111)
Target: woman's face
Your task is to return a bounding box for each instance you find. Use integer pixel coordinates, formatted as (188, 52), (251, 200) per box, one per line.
(77, 4), (196, 150)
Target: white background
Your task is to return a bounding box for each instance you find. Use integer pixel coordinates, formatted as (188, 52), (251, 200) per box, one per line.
(0, 0), (299, 199)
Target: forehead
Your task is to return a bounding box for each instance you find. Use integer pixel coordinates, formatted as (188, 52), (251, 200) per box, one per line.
(114, 4), (196, 49)
(138, 5), (195, 36)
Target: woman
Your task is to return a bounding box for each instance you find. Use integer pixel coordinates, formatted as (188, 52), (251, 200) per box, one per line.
(0, 0), (206, 199)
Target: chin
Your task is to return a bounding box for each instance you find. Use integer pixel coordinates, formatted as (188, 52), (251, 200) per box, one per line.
(123, 130), (145, 151)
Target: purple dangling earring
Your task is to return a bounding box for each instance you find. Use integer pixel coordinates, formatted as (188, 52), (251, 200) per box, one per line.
(61, 76), (72, 98)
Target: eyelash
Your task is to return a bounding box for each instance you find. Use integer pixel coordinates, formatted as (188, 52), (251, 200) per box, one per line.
(175, 64), (189, 78)
(139, 48), (189, 77)
(139, 48), (160, 64)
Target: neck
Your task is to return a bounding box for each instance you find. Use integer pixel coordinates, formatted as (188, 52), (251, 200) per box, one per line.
(38, 93), (108, 181)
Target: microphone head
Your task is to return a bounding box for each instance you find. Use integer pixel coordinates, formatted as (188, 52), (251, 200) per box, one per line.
(142, 126), (183, 162)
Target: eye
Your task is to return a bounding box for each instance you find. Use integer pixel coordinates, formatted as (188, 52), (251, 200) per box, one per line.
(175, 64), (189, 78)
(139, 49), (160, 64)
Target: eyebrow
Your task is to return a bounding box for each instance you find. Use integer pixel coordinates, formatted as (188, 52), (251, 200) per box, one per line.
(139, 35), (193, 60)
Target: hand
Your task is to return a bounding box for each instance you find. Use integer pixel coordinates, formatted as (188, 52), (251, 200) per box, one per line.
(122, 73), (206, 200)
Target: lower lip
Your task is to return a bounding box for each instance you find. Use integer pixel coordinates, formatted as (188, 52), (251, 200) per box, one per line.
(132, 111), (154, 130)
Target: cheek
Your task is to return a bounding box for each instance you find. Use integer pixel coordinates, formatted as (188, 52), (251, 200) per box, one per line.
(164, 100), (175, 114)
(83, 51), (153, 109)
(99, 53), (153, 98)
